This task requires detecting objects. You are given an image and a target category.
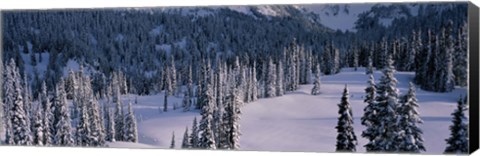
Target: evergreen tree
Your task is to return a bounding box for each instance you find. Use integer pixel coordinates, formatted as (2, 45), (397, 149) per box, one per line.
(114, 86), (124, 141)
(40, 81), (53, 145)
(366, 56), (373, 75)
(305, 51), (313, 84)
(335, 85), (357, 152)
(197, 75), (216, 149)
(187, 65), (194, 98)
(106, 106), (116, 142)
(9, 60), (32, 145)
(227, 87), (242, 150)
(276, 61), (284, 96)
(124, 101), (138, 143)
(182, 91), (191, 112)
(453, 22), (468, 87)
(76, 98), (91, 146)
(333, 48), (340, 74)
(170, 56), (177, 96)
(3, 59), (16, 145)
(396, 82), (425, 153)
(251, 61), (258, 101)
(181, 126), (190, 148)
(323, 42), (333, 75)
(361, 74), (379, 152)
(53, 79), (74, 146)
(437, 21), (455, 92)
(311, 64), (322, 95)
(32, 103), (44, 146)
(444, 96), (468, 154)
(265, 58), (277, 98)
(164, 91), (168, 112)
(374, 55), (400, 152)
(353, 47), (359, 71)
(189, 117), (199, 148)
(170, 132), (175, 149)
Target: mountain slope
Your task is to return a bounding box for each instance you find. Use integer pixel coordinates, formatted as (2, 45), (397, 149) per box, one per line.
(109, 68), (466, 154)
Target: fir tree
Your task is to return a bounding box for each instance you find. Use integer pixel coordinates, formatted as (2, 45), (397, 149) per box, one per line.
(366, 56), (373, 75)
(437, 21), (455, 92)
(114, 103), (124, 141)
(251, 61), (258, 101)
(396, 82), (425, 153)
(189, 117), (199, 148)
(374, 55), (400, 152)
(361, 74), (379, 152)
(9, 60), (32, 145)
(265, 58), (277, 98)
(335, 85), (357, 152)
(106, 106), (116, 142)
(311, 64), (321, 95)
(444, 96), (468, 154)
(453, 22), (468, 87)
(276, 61), (284, 96)
(228, 87), (242, 150)
(76, 98), (91, 146)
(164, 91), (168, 112)
(181, 126), (190, 148)
(32, 104), (45, 146)
(40, 81), (53, 145)
(124, 101), (138, 143)
(170, 132), (175, 149)
(53, 79), (74, 146)
(182, 91), (191, 112)
(197, 78), (216, 149)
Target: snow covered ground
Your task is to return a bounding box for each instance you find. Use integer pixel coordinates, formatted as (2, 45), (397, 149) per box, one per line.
(109, 67), (467, 154)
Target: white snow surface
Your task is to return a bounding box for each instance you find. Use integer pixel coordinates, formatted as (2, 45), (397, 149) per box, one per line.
(301, 4), (374, 32)
(108, 68), (467, 154)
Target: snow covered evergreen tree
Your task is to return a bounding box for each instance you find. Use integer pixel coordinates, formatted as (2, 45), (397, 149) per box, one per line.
(106, 106), (116, 142)
(53, 79), (74, 146)
(311, 64), (321, 95)
(276, 61), (284, 96)
(181, 126), (190, 148)
(76, 98), (91, 146)
(251, 61), (258, 101)
(335, 85), (357, 152)
(124, 101), (138, 143)
(437, 21), (455, 92)
(182, 91), (191, 112)
(396, 82), (425, 153)
(197, 72), (216, 149)
(40, 81), (53, 145)
(114, 86), (124, 141)
(189, 117), (199, 148)
(444, 96), (468, 154)
(8, 59), (33, 145)
(323, 42), (333, 75)
(227, 87), (242, 150)
(366, 57), (373, 75)
(453, 22), (468, 87)
(361, 74), (379, 152)
(32, 103), (44, 146)
(374, 55), (400, 152)
(265, 58), (277, 98)
(170, 56), (178, 97)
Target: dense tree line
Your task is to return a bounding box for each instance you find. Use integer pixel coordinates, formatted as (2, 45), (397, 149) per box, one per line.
(1, 59), (137, 146)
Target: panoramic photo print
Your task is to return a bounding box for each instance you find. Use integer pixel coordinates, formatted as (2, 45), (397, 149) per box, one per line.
(0, 2), (470, 154)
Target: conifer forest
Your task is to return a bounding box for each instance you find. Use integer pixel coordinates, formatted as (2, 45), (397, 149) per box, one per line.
(0, 2), (470, 154)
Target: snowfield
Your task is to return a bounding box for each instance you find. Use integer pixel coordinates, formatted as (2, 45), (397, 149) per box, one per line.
(109, 68), (467, 154)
